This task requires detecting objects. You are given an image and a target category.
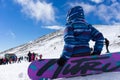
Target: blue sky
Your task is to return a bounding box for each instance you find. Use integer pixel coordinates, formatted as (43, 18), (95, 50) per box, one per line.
(0, 0), (120, 52)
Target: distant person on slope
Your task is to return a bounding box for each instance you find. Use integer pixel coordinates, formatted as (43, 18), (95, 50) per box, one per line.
(28, 51), (32, 62)
(57, 6), (105, 66)
(105, 38), (110, 53)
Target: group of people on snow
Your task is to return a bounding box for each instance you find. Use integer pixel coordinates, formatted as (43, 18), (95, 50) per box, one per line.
(27, 51), (42, 62)
(0, 54), (23, 65)
(0, 51), (43, 65)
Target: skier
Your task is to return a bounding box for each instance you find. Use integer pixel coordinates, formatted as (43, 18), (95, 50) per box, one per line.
(105, 38), (110, 53)
(57, 6), (105, 66)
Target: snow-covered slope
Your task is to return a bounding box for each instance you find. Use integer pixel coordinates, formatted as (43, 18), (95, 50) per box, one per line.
(95, 25), (120, 53)
(1, 60), (120, 80)
(0, 25), (120, 80)
(0, 61), (30, 80)
(0, 25), (120, 57)
(0, 30), (64, 58)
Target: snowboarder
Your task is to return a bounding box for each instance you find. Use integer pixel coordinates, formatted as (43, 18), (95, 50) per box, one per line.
(105, 38), (110, 53)
(57, 6), (105, 66)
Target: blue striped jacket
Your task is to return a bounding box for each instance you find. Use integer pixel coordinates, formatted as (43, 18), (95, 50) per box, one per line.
(61, 20), (104, 59)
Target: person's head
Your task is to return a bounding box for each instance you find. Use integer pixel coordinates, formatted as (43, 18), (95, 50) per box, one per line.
(105, 38), (107, 41)
(66, 6), (85, 22)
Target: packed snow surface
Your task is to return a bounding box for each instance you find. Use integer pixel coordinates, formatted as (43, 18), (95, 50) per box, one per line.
(0, 25), (120, 80)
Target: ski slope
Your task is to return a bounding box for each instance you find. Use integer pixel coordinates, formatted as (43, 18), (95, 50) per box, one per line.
(1, 60), (120, 80)
(0, 25), (120, 80)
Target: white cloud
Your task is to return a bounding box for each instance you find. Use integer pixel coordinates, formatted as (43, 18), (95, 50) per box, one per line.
(44, 25), (64, 30)
(95, 2), (120, 24)
(91, 0), (104, 4)
(68, 1), (120, 24)
(14, 0), (56, 25)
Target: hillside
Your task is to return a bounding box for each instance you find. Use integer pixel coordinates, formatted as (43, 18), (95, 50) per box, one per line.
(0, 25), (120, 58)
(0, 25), (120, 80)
(0, 30), (64, 58)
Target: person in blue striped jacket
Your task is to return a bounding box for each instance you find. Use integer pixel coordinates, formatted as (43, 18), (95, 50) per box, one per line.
(57, 6), (105, 66)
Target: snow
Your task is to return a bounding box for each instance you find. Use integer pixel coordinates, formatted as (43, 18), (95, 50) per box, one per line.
(0, 25), (120, 80)
(0, 61), (30, 80)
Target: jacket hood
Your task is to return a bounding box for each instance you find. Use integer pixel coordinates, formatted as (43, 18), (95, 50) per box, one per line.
(66, 6), (85, 23)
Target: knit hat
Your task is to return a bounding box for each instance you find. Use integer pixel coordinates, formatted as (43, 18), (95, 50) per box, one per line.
(66, 6), (85, 22)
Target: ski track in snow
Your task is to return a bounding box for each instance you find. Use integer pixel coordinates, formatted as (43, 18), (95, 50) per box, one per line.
(0, 25), (120, 80)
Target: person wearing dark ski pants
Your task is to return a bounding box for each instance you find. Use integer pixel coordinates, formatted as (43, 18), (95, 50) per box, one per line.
(57, 6), (105, 66)
(105, 38), (110, 53)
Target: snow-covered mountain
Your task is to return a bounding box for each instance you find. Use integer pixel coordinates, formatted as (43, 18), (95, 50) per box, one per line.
(0, 25), (120, 58)
(0, 29), (64, 58)
(0, 25), (120, 80)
